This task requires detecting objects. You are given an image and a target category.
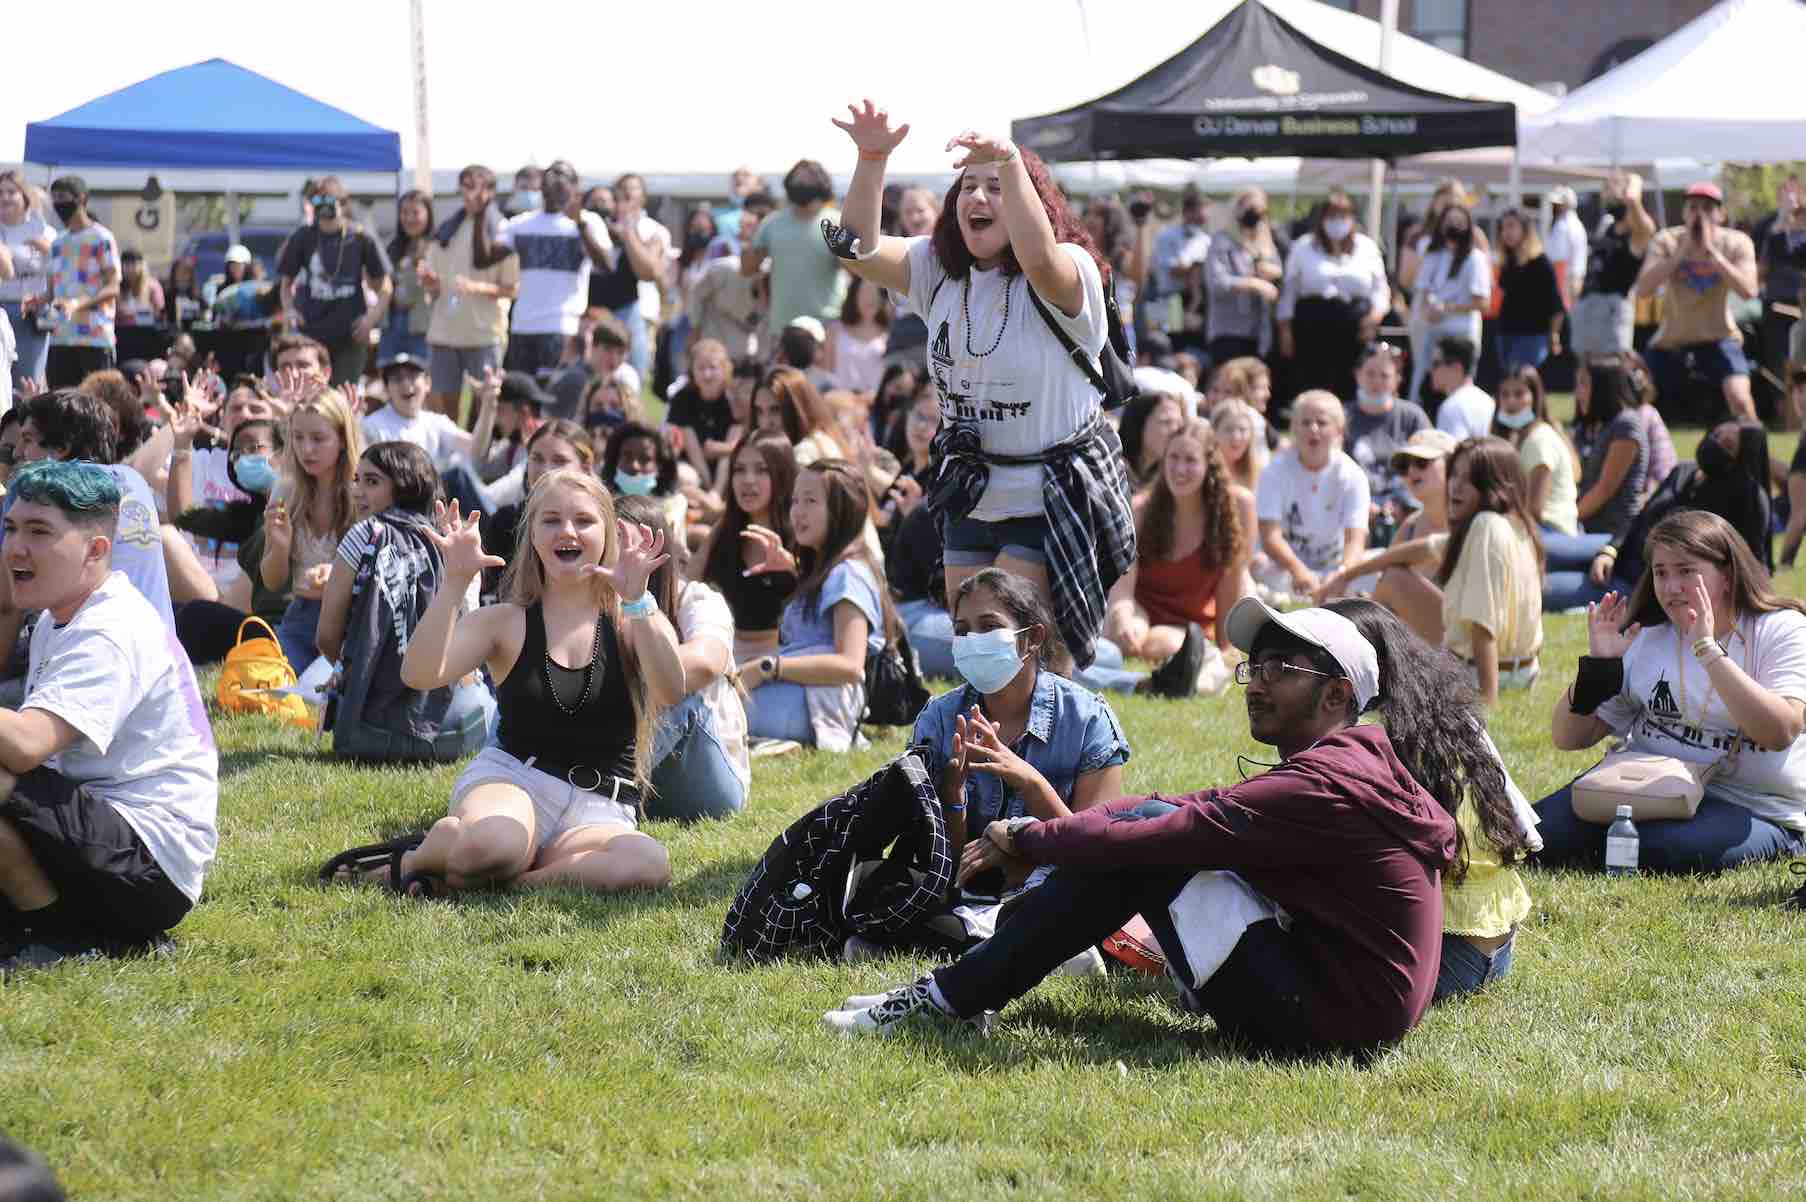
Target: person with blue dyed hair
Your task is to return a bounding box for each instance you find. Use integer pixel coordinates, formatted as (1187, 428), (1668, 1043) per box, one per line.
(0, 460), (218, 973)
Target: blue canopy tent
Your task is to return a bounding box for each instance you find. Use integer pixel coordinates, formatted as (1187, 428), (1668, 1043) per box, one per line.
(23, 57), (401, 172)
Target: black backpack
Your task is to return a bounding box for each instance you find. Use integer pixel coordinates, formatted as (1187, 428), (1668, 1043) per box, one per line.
(719, 748), (952, 963)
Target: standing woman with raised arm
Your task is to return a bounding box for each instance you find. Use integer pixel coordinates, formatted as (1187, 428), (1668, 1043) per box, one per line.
(819, 100), (1135, 670)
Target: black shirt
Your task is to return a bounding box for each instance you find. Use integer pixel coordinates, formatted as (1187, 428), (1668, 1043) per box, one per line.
(1582, 221), (1643, 299)
(666, 385), (735, 450)
(277, 225), (391, 342)
(496, 603), (637, 784)
(1499, 254), (1565, 335)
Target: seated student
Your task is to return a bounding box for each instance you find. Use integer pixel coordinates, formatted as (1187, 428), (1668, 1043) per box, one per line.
(755, 366), (851, 467)
(361, 352), (493, 501)
(695, 435), (799, 664)
(1570, 357), (1650, 548)
(1784, 369), (1806, 568)
(166, 376), (281, 598)
(1344, 343), (1430, 538)
(330, 470), (681, 895)
(736, 459), (890, 752)
(827, 597), (1457, 1058)
(1491, 366), (1581, 545)
(1327, 598), (1539, 1002)
(1621, 349), (1676, 495)
(470, 370), (549, 495)
(1104, 417), (1254, 698)
(314, 441), (494, 761)
(550, 312), (639, 422)
(1116, 387), (1187, 491)
(1254, 390), (1370, 603)
(602, 421), (687, 546)
(1314, 428), (1456, 619)
(1537, 510), (1806, 874)
(665, 338), (736, 484)
(614, 495), (749, 821)
(480, 419), (593, 604)
(580, 368), (640, 444)
(245, 388), (363, 673)
(0, 461), (217, 971)
(169, 416), (285, 665)
(874, 567), (1128, 956)
(1429, 338), (1495, 441)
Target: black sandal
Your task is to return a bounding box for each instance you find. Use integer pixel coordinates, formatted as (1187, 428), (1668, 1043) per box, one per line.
(318, 833), (428, 892)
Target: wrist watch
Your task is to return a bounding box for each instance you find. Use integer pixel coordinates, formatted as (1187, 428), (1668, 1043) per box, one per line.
(760, 655), (778, 681)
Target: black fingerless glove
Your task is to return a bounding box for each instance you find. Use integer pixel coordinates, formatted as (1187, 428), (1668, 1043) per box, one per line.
(1568, 655), (1624, 714)
(821, 218), (863, 261)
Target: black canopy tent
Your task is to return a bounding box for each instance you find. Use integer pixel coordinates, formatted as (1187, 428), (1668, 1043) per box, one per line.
(1012, 0), (1516, 162)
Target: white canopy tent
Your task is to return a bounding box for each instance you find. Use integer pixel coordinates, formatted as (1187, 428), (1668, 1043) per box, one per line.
(1521, 0), (1806, 165)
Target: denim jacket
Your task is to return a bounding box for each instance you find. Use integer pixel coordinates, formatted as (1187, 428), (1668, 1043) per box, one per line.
(910, 669), (1131, 828)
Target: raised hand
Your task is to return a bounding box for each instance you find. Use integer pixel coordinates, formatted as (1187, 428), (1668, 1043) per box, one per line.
(1680, 572), (1716, 644)
(338, 381), (363, 416)
(169, 399), (205, 449)
(831, 99), (910, 156)
(963, 711), (1037, 791)
(1587, 592), (1642, 658)
(426, 500), (504, 579)
(945, 130), (1017, 169)
(738, 524), (797, 577)
(263, 499), (293, 553)
(890, 474), (924, 517)
(276, 366), (310, 408)
(585, 521), (670, 601)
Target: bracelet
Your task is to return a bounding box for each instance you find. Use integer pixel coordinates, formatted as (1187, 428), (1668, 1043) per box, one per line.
(857, 149), (890, 162)
(620, 592), (657, 619)
(774, 654), (783, 682)
(1598, 545), (1619, 560)
(1692, 636), (1719, 660)
(944, 802), (967, 815)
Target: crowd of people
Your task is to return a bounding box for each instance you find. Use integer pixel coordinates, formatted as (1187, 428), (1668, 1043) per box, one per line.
(0, 116), (1803, 1062)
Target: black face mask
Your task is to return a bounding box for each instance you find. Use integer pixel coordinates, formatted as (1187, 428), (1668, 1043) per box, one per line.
(1605, 201), (1629, 222)
(52, 200), (79, 224)
(684, 231), (712, 254)
(1695, 434), (1734, 477)
(1238, 209), (1264, 229)
(1443, 226), (1471, 244)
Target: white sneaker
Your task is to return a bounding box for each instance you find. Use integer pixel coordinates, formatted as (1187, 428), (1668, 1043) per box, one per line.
(822, 975), (991, 1037)
(1053, 946), (1108, 977)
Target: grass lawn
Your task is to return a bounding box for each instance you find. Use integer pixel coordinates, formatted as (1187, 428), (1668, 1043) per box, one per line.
(6, 424), (1806, 1201)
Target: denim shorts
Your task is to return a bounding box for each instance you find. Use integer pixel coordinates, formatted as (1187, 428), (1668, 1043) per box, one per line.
(941, 513), (1049, 567)
(450, 746), (639, 852)
(1645, 337), (1751, 389)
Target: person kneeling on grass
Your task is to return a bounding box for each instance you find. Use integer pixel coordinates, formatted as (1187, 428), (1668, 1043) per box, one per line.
(0, 461), (217, 971)
(324, 469), (680, 895)
(1535, 510), (1806, 874)
(827, 596), (1457, 1058)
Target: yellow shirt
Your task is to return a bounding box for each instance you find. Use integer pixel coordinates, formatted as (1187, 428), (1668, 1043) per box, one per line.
(1444, 801), (1531, 938)
(1438, 512), (1543, 663)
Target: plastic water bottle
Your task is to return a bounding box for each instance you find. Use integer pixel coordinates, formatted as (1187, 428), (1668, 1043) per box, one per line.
(1605, 805), (1639, 877)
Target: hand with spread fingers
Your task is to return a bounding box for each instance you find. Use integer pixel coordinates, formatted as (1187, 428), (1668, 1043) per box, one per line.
(1586, 592), (1641, 658)
(583, 521), (669, 600)
(426, 500), (505, 580)
(738, 524), (797, 577)
(831, 98), (911, 157)
(946, 131), (1018, 168)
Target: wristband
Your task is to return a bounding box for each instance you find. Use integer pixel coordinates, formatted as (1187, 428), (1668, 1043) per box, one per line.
(1598, 545), (1619, 560)
(621, 592), (657, 619)
(1692, 636), (1718, 658)
(1568, 655), (1623, 714)
(944, 802), (967, 815)
(857, 149), (890, 162)
(820, 218), (880, 262)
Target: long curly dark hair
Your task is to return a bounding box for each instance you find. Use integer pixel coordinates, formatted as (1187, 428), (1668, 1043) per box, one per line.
(1138, 417), (1243, 573)
(930, 146), (1107, 281)
(1326, 598), (1527, 883)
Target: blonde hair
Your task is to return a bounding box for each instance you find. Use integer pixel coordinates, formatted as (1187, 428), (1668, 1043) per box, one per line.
(1209, 398), (1269, 490)
(1230, 187), (1277, 257)
(502, 470), (654, 793)
(1292, 389), (1346, 433)
(1498, 209), (1545, 267)
(281, 387), (364, 540)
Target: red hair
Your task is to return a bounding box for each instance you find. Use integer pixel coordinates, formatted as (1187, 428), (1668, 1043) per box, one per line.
(930, 147), (1108, 281)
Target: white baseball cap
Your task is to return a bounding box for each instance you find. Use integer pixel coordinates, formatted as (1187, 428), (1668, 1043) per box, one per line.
(1548, 186), (1577, 208)
(787, 315), (826, 344)
(1224, 596), (1380, 713)
(224, 244), (253, 265)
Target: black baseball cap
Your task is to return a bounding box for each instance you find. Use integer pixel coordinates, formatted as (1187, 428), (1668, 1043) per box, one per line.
(498, 370), (552, 411)
(378, 352), (427, 378)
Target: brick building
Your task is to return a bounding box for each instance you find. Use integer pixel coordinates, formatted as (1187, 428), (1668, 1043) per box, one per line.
(1323, 0), (1716, 92)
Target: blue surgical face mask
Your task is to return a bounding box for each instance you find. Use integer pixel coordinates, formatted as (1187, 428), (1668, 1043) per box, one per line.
(614, 469), (658, 497)
(1496, 406), (1537, 430)
(952, 626), (1029, 695)
(513, 189), (543, 212)
(233, 453), (277, 494)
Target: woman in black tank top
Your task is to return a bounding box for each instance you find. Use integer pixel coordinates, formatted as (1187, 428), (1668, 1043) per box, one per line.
(383, 469), (687, 897)
(694, 433), (799, 661)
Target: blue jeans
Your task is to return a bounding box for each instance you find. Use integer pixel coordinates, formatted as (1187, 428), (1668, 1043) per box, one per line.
(1541, 525), (1623, 610)
(1497, 333), (1550, 373)
(1, 301), (48, 388)
(647, 693), (746, 821)
(1071, 637), (1145, 694)
(276, 596), (324, 674)
(1533, 784), (1803, 874)
(378, 311), (430, 365)
(898, 599), (956, 679)
(1433, 930), (1515, 1003)
(745, 679), (817, 744)
(613, 299), (651, 379)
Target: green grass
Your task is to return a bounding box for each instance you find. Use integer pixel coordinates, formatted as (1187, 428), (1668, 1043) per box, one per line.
(5, 423), (1806, 1201)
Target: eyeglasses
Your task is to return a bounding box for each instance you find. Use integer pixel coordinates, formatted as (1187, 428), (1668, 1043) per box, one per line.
(1234, 658), (1338, 687)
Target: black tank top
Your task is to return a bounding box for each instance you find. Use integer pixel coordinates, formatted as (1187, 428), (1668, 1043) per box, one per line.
(1584, 222), (1643, 297)
(497, 603), (636, 783)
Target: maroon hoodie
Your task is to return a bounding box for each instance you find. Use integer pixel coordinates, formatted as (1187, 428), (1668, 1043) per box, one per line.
(1012, 723), (1457, 1048)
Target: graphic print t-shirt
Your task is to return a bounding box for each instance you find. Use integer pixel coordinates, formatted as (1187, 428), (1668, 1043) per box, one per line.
(1597, 610), (1806, 829)
(498, 210), (612, 337)
(49, 223), (121, 348)
(903, 238), (1107, 520)
(1254, 448), (1370, 576)
(277, 227), (391, 342)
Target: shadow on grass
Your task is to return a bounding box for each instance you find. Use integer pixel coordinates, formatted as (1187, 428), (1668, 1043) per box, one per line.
(218, 745), (329, 781)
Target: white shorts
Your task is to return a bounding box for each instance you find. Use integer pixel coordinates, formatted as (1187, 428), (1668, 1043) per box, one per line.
(450, 747), (639, 852)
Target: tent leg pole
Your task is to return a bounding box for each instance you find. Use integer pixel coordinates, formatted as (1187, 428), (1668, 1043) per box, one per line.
(225, 189), (240, 248)
(1508, 149), (1522, 211)
(1366, 159), (1386, 261)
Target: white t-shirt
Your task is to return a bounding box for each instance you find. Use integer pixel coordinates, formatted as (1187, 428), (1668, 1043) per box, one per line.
(1410, 247), (1491, 346)
(496, 209), (613, 336)
(22, 572), (218, 901)
(361, 405), (471, 472)
(903, 238), (1108, 520)
(1545, 210), (1589, 293)
(1437, 382), (1497, 442)
(633, 213), (673, 322)
(1598, 610), (1806, 829)
(1254, 448), (1370, 575)
(677, 581), (750, 792)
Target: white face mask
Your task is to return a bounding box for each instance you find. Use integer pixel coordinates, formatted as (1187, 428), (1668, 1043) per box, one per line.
(1355, 389), (1392, 414)
(1322, 216), (1354, 242)
(951, 626), (1029, 695)
(1496, 406), (1537, 429)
